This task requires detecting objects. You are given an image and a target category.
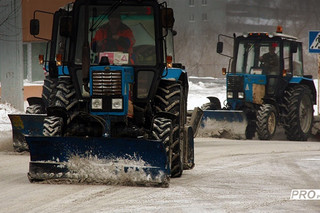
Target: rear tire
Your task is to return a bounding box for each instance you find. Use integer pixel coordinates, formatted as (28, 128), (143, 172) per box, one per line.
(283, 85), (313, 141)
(245, 120), (256, 139)
(152, 117), (172, 170)
(26, 104), (43, 114)
(155, 80), (183, 178)
(256, 104), (277, 140)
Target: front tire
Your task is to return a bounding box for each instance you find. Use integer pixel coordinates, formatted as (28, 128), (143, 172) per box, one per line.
(283, 85), (313, 141)
(42, 77), (78, 136)
(43, 116), (63, 136)
(256, 104), (277, 140)
(42, 75), (58, 108)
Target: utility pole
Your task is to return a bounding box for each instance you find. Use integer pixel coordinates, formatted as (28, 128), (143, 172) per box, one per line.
(0, 0), (24, 111)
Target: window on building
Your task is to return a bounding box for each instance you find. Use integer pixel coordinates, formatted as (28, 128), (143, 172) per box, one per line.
(202, 13), (207, 21)
(189, 14), (195, 22)
(23, 42), (47, 82)
(189, 0), (194, 7)
(202, 0), (207, 6)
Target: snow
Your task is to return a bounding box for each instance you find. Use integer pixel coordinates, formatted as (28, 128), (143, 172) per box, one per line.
(28, 155), (168, 186)
(0, 102), (23, 131)
(188, 76), (226, 110)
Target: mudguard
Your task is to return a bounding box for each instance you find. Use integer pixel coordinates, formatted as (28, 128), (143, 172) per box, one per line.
(26, 136), (170, 186)
(162, 67), (186, 81)
(8, 114), (45, 152)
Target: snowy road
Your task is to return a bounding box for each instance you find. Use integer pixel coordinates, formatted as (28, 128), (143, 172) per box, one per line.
(1, 131), (320, 212)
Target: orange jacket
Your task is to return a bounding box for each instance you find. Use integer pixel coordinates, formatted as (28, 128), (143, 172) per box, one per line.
(92, 22), (135, 54)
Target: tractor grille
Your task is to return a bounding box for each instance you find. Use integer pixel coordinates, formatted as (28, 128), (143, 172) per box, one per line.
(92, 70), (122, 96)
(227, 75), (244, 92)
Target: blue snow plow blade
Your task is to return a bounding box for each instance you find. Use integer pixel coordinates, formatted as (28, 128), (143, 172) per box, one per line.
(202, 110), (247, 126)
(25, 136), (170, 187)
(8, 114), (46, 152)
(199, 110), (248, 139)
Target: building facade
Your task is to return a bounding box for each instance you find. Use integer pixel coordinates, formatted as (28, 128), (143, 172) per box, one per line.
(167, 0), (319, 77)
(1, 0), (319, 83)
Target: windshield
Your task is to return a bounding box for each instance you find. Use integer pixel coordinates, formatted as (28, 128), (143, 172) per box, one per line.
(236, 40), (280, 75)
(75, 5), (156, 66)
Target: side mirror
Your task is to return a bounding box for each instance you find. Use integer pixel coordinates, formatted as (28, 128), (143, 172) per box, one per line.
(172, 30), (177, 36)
(217, 42), (223, 54)
(161, 8), (175, 28)
(291, 43), (297, 53)
(59, 16), (72, 37)
(30, 19), (40, 36)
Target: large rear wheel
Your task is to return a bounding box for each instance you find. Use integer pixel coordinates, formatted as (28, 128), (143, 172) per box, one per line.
(155, 80), (183, 178)
(283, 85), (313, 141)
(152, 117), (172, 171)
(26, 104), (43, 114)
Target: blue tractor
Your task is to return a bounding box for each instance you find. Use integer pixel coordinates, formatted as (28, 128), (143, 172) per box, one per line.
(11, 0), (200, 186)
(203, 27), (316, 141)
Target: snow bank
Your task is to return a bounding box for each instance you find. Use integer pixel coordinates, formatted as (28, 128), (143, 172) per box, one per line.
(187, 76), (226, 110)
(0, 102), (23, 131)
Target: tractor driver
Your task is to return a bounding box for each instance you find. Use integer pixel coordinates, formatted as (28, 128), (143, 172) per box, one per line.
(92, 12), (135, 63)
(259, 44), (279, 75)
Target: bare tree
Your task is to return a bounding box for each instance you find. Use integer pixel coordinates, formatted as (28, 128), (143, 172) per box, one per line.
(0, 0), (22, 41)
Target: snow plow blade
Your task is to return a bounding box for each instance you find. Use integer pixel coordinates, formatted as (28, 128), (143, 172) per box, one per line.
(8, 114), (45, 152)
(25, 136), (170, 187)
(198, 110), (248, 139)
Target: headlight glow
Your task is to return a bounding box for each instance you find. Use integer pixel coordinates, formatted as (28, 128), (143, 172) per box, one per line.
(238, 92), (244, 99)
(112, 98), (123, 110)
(92, 98), (103, 109)
(227, 92), (233, 99)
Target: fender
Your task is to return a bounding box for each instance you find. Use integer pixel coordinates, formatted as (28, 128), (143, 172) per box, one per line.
(58, 65), (70, 76)
(27, 97), (44, 106)
(289, 76), (316, 104)
(161, 67), (186, 81)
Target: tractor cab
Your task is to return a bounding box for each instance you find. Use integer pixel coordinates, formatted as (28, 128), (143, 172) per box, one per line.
(222, 28), (304, 109)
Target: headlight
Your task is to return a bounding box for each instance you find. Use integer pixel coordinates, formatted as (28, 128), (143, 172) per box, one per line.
(112, 98), (123, 110)
(238, 92), (244, 99)
(227, 92), (233, 99)
(92, 98), (103, 109)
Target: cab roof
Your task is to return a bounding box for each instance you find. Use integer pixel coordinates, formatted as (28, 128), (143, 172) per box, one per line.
(241, 32), (298, 41)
